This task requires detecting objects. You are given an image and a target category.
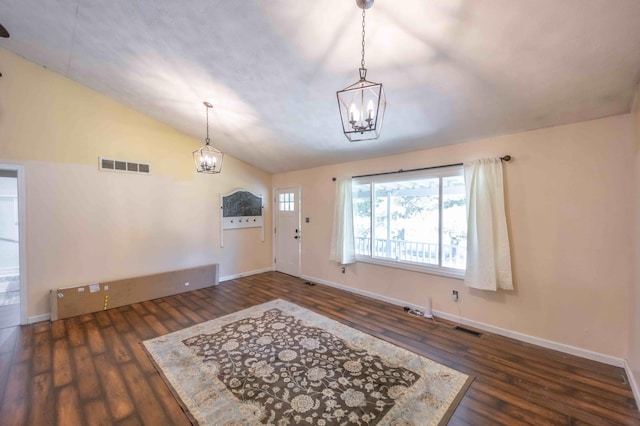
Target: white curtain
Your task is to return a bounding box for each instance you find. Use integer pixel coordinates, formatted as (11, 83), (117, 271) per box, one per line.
(329, 177), (356, 265)
(464, 158), (513, 290)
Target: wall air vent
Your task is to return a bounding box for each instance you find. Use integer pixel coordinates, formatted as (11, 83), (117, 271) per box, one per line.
(99, 157), (151, 175)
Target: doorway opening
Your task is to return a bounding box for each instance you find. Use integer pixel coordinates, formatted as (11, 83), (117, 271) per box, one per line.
(0, 168), (21, 328)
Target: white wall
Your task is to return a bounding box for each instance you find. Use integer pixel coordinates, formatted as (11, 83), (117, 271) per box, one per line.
(23, 157), (271, 316)
(274, 114), (634, 359)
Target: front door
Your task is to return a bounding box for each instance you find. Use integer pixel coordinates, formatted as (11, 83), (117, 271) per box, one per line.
(274, 187), (301, 277)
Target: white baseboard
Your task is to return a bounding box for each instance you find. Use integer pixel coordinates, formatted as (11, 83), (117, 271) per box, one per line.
(433, 309), (625, 367)
(301, 274), (626, 368)
(220, 267), (274, 283)
(27, 313), (51, 324)
(301, 274), (419, 312)
(625, 359), (640, 409)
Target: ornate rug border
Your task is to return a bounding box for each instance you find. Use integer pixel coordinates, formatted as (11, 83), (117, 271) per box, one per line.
(141, 342), (202, 424)
(142, 299), (473, 425)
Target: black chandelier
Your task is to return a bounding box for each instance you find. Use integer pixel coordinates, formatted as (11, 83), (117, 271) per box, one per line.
(193, 102), (224, 174)
(336, 0), (386, 142)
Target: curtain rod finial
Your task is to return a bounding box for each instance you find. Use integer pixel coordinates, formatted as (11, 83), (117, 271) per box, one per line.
(501, 155), (512, 162)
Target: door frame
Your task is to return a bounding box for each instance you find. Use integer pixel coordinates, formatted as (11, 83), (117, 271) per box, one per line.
(0, 162), (27, 325)
(272, 185), (302, 277)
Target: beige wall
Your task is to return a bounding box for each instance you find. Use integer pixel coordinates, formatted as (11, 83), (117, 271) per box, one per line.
(274, 114), (634, 358)
(631, 83), (640, 388)
(0, 48), (272, 317)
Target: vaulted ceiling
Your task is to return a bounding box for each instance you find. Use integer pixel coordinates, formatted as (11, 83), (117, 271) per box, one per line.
(1, 1), (640, 173)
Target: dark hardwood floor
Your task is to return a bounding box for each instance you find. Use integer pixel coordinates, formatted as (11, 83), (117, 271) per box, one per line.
(0, 271), (638, 425)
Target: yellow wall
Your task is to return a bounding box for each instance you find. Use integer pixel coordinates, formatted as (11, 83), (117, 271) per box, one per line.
(0, 48), (273, 317)
(274, 114), (634, 358)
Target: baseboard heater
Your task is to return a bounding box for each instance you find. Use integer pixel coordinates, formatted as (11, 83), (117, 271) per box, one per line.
(50, 264), (219, 321)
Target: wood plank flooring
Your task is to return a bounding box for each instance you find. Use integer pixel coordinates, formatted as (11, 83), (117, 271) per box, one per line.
(0, 271), (638, 425)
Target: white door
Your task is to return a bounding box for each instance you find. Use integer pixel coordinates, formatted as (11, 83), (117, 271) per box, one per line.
(274, 187), (301, 277)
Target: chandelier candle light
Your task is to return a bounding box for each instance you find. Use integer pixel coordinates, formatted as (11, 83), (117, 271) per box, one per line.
(337, 0), (386, 142)
(193, 101), (224, 174)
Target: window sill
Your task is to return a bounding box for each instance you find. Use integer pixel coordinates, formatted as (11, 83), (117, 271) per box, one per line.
(355, 256), (465, 280)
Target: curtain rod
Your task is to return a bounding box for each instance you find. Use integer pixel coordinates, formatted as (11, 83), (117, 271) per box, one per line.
(347, 155), (512, 179)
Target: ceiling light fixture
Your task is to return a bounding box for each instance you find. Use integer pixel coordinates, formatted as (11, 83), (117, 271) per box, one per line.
(193, 102), (224, 174)
(337, 0), (386, 142)
(0, 22), (9, 38)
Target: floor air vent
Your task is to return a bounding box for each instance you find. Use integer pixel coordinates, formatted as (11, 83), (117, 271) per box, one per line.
(100, 157), (151, 174)
(454, 326), (482, 337)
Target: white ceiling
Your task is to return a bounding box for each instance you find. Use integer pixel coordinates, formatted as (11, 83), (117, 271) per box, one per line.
(1, 0), (640, 174)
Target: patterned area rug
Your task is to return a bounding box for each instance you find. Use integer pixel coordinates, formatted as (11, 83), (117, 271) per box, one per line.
(143, 299), (473, 425)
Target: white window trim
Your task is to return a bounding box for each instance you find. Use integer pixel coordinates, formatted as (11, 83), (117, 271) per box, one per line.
(0, 163), (27, 325)
(353, 165), (466, 280)
(356, 255), (465, 279)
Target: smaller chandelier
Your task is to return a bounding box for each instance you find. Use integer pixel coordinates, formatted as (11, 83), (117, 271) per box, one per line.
(193, 102), (224, 174)
(337, 0), (386, 142)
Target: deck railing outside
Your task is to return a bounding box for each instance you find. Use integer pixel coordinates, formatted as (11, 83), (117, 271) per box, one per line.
(355, 237), (466, 269)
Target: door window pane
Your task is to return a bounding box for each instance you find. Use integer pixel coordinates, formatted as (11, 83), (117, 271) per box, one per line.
(279, 192), (295, 211)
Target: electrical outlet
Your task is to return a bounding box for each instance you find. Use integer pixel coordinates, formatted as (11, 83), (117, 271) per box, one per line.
(452, 290), (459, 302)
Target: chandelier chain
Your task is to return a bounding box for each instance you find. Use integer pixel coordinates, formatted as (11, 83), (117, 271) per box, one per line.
(205, 106), (210, 143)
(361, 8), (366, 70)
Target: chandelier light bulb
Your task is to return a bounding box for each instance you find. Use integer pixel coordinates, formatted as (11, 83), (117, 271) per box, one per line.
(350, 103), (360, 123)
